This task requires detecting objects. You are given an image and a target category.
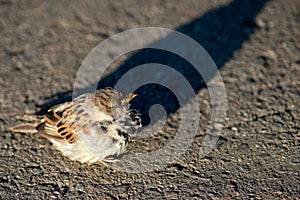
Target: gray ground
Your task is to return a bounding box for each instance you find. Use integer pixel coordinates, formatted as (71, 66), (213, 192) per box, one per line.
(0, 0), (299, 199)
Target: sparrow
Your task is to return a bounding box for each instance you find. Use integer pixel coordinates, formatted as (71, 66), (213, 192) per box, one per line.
(11, 87), (141, 165)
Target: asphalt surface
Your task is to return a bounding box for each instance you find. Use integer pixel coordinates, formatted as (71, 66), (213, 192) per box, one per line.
(0, 0), (299, 199)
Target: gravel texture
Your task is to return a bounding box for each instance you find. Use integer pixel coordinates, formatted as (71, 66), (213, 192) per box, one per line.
(0, 0), (299, 199)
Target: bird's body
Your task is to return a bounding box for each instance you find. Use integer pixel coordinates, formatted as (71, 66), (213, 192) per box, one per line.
(11, 88), (141, 164)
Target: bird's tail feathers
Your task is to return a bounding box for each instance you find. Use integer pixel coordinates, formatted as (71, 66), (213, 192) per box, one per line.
(11, 115), (43, 134)
(11, 123), (38, 134)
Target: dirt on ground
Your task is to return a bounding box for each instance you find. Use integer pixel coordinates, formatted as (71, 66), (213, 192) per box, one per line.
(0, 0), (299, 199)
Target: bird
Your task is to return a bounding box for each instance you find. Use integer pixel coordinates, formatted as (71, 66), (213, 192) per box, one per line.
(11, 87), (141, 165)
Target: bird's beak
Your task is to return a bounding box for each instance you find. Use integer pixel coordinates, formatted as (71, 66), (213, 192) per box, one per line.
(125, 93), (138, 104)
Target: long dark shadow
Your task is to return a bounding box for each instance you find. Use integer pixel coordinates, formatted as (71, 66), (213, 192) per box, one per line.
(39, 0), (269, 126)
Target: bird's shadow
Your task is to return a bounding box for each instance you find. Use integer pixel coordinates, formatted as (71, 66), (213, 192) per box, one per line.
(38, 0), (269, 126)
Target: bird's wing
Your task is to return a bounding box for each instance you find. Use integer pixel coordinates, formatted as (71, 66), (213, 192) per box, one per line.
(36, 102), (76, 143)
(38, 94), (89, 143)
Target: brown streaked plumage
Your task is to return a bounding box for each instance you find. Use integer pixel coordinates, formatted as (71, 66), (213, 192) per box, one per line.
(11, 87), (141, 164)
